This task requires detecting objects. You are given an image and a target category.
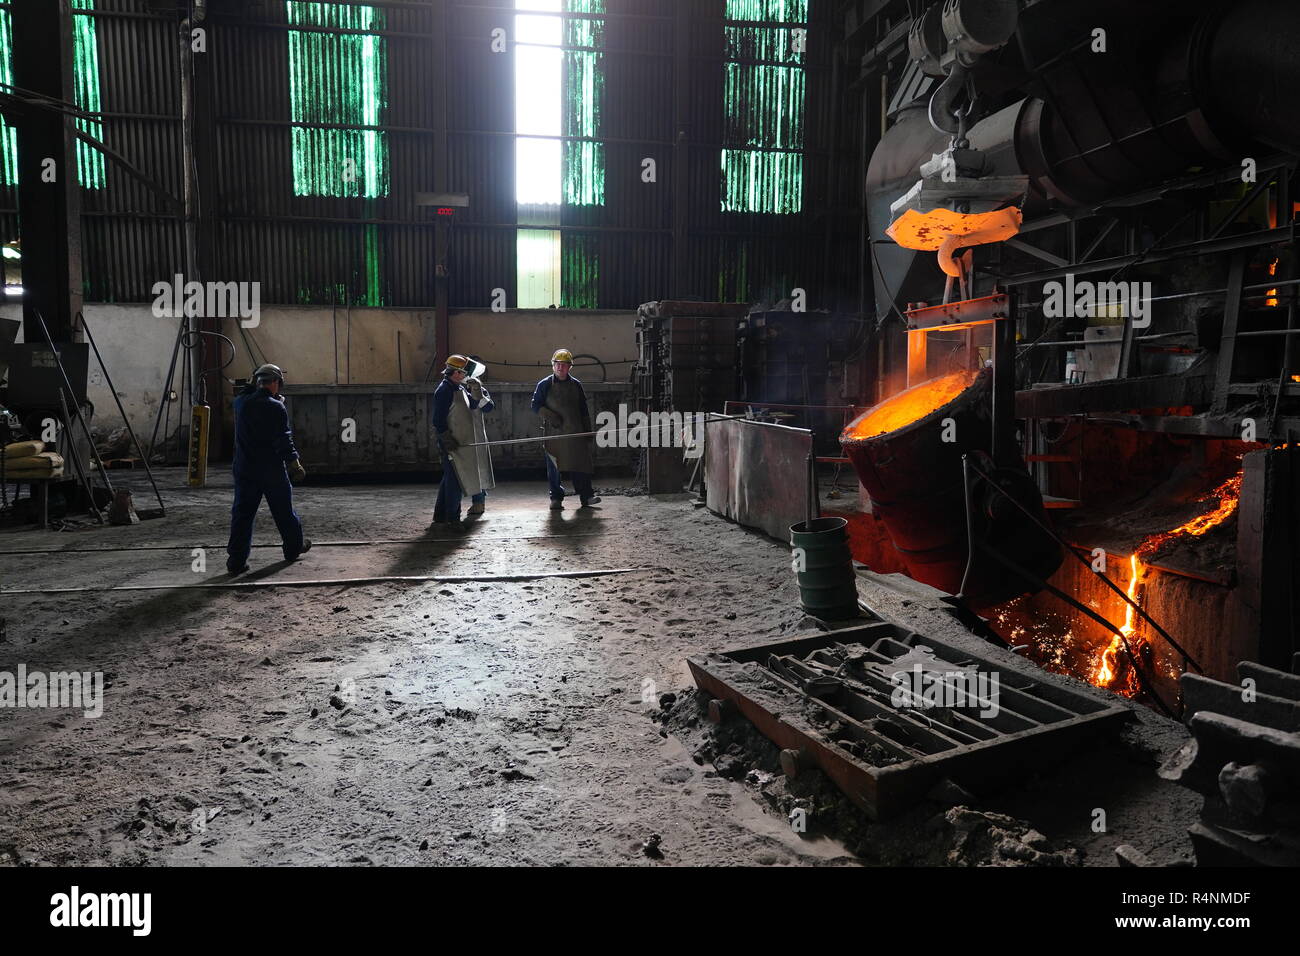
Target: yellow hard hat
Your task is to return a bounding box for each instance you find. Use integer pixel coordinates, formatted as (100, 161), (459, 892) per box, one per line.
(551, 349), (574, 364)
(444, 354), (470, 371)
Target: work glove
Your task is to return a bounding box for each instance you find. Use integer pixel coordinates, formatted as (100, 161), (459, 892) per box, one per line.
(466, 378), (483, 400)
(288, 459), (307, 482)
(440, 433), (460, 451)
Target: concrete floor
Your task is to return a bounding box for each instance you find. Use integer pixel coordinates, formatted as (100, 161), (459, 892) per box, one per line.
(0, 469), (1198, 866)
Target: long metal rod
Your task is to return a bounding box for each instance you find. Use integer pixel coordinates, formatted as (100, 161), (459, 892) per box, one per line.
(806, 431), (819, 529)
(1079, 218), (1119, 262)
(35, 310), (115, 499)
(991, 301), (1016, 466)
(957, 455), (977, 600)
(1270, 303), (1296, 437)
(1208, 175), (1278, 241)
(1, 565), (670, 596)
(147, 311), (187, 463)
(57, 387), (103, 525)
(0, 532), (606, 556)
(1001, 226), (1295, 286)
(76, 313), (166, 516)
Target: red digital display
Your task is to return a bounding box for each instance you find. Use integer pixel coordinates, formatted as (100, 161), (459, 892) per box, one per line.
(437, 207), (455, 216)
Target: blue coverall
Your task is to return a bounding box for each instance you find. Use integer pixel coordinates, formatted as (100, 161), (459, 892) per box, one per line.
(226, 385), (305, 572)
(432, 376), (492, 522)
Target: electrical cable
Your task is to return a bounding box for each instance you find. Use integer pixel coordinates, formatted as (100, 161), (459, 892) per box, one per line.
(568, 353), (607, 382)
(179, 327), (238, 399)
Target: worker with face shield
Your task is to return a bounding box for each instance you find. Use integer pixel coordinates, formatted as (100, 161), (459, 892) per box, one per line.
(432, 354), (496, 528)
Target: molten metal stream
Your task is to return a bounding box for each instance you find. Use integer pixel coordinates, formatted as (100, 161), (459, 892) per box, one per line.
(1091, 470), (1244, 692)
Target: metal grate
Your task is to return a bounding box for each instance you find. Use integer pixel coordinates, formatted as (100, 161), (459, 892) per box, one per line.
(689, 620), (1131, 819)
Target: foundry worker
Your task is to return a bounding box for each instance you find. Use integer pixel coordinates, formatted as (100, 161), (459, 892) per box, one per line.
(432, 354), (495, 526)
(531, 348), (601, 510)
(226, 363), (310, 575)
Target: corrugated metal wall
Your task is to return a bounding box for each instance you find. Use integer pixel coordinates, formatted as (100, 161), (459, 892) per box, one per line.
(0, 0), (860, 313)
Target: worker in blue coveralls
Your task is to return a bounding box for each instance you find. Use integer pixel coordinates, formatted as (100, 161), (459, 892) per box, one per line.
(226, 363), (311, 575)
(531, 348), (601, 511)
(432, 354), (496, 528)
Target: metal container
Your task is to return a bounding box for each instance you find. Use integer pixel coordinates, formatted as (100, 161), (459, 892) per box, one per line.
(789, 516), (859, 620)
(840, 369), (1061, 604)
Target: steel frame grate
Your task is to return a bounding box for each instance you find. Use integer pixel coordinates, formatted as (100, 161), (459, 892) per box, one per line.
(688, 620), (1131, 819)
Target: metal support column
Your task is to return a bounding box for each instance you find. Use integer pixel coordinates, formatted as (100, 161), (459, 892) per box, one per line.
(991, 290), (1016, 467)
(670, 0), (690, 297)
(13, 0), (83, 345)
(432, 0), (450, 360)
(1212, 252), (1248, 413)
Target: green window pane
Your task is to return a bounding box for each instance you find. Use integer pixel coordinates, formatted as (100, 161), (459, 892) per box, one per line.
(72, 0), (105, 190)
(562, 0), (604, 207)
(0, 3), (105, 189)
(287, 2), (389, 198)
(363, 222), (382, 307)
(724, 0), (808, 24)
(0, 10), (15, 187)
(561, 233), (598, 308)
(720, 0), (807, 213)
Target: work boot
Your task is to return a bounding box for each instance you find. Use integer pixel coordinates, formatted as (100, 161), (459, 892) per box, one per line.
(580, 496), (602, 508)
(467, 501), (485, 516)
(227, 562), (250, 575)
(549, 499), (564, 511)
(286, 538), (312, 562)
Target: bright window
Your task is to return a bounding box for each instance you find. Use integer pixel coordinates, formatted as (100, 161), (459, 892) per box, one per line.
(515, 0), (604, 308)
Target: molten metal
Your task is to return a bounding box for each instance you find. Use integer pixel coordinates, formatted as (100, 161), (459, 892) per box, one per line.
(1090, 470), (1243, 693)
(841, 369), (1061, 604)
(845, 369), (980, 440)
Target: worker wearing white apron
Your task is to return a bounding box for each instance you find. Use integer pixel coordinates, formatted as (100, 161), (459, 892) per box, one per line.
(462, 374), (496, 515)
(432, 354), (495, 526)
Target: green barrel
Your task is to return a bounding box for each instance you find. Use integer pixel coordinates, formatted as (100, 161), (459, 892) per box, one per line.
(790, 517), (859, 620)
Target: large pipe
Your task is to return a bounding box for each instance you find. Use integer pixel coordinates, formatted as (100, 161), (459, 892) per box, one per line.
(986, 0), (1300, 208)
(866, 0), (1300, 307)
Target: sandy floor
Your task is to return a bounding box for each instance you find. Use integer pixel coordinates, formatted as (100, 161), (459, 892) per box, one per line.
(0, 469), (1197, 866)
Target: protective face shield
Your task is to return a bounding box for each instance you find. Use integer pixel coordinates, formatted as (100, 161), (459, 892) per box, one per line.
(444, 354), (486, 379)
